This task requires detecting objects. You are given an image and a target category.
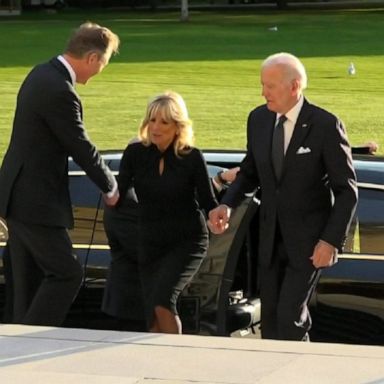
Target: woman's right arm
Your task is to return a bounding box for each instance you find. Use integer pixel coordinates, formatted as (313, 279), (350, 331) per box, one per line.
(117, 145), (135, 204)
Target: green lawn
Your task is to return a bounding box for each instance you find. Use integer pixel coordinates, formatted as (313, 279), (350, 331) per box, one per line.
(1, 9), (383, 160)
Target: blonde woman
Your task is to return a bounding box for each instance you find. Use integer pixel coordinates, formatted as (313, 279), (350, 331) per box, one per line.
(118, 91), (218, 334)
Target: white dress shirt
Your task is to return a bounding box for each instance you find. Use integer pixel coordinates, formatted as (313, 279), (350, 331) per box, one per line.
(276, 95), (304, 154)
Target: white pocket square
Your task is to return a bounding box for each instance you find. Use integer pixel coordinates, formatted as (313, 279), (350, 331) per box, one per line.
(296, 146), (311, 154)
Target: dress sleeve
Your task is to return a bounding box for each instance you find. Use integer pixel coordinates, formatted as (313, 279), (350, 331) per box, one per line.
(118, 144), (135, 204)
(351, 146), (370, 155)
(192, 149), (218, 213)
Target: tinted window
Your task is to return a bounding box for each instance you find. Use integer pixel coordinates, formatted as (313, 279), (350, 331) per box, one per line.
(68, 173), (104, 246)
(345, 186), (384, 255)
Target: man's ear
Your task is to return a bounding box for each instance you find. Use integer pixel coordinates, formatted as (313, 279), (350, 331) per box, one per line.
(86, 51), (99, 64)
(291, 79), (300, 95)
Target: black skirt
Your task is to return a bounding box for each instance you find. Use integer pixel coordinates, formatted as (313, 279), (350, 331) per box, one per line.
(139, 218), (209, 327)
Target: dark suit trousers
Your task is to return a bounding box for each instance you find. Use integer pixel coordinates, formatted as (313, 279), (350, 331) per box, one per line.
(259, 226), (321, 341)
(7, 218), (83, 326)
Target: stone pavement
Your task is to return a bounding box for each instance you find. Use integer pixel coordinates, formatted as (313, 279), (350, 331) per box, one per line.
(0, 324), (383, 384)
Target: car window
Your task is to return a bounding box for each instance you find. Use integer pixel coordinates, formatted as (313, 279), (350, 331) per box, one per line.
(68, 173), (106, 246)
(345, 185), (384, 255)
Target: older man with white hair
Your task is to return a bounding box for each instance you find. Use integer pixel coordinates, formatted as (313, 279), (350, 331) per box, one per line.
(208, 52), (358, 341)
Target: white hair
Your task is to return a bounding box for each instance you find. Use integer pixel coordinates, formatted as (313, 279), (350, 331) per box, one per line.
(262, 52), (308, 90)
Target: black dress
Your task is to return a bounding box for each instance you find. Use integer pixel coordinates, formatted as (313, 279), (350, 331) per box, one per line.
(118, 142), (218, 326)
(102, 187), (146, 331)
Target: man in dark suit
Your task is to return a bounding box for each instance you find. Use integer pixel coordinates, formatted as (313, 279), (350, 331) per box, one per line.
(208, 53), (358, 341)
(0, 22), (120, 326)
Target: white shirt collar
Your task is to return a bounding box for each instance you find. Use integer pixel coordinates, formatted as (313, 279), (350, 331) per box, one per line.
(276, 94), (304, 125)
(57, 55), (76, 85)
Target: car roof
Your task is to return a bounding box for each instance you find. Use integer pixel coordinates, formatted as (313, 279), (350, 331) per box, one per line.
(68, 150), (384, 186)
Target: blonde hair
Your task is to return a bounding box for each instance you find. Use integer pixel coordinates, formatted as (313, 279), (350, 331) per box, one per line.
(262, 52), (308, 91)
(138, 91), (194, 156)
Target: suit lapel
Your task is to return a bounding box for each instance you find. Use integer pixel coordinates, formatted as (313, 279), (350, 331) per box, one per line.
(253, 101), (314, 184)
(251, 109), (278, 184)
(282, 99), (313, 177)
(255, 110), (275, 166)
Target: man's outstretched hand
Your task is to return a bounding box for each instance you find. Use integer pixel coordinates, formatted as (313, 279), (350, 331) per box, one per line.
(207, 204), (232, 234)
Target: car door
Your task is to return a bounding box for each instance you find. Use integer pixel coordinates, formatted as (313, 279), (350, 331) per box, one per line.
(310, 157), (384, 345)
(64, 157), (113, 328)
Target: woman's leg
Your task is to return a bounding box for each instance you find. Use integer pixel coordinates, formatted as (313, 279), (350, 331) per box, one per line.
(149, 305), (182, 334)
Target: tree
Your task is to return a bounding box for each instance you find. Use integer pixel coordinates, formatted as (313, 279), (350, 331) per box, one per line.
(180, 0), (188, 22)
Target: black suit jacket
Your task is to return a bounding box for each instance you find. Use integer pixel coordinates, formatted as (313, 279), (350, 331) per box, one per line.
(222, 99), (358, 268)
(0, 58), (115, 228)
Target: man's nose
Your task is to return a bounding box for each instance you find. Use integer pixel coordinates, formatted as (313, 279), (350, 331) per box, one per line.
(261, 87), (267, 97)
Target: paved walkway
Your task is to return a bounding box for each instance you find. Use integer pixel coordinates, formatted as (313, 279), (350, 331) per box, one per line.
(1, 324), (383, 383)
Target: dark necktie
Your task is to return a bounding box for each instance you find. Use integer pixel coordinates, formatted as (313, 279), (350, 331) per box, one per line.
(271, 115), (287, 180)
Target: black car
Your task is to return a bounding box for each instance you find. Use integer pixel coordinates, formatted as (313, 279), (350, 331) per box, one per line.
(0, 150), (383, 345)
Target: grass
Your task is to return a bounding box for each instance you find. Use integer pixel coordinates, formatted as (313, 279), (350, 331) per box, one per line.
(1, 8), (384, 161)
